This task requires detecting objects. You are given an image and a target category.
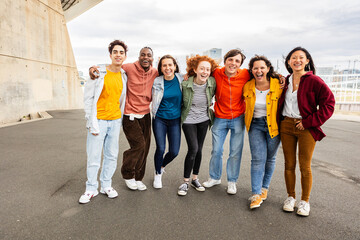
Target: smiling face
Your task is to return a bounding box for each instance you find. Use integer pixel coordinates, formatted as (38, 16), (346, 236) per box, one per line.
(139, 48), (153, 70)
(194, 61), (211, 84)
(161, 58), (176, 80)
(224, 54), (242, 77)
(110, 45), (126, 66)
(251, 60), (270, 81)
(288, 50), (310, 73)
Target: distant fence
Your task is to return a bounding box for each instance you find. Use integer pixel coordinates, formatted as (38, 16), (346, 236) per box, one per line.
(319, 74), (360, 112)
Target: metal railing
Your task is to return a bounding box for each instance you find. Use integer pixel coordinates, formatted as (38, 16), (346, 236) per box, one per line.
(319, 74), (360, 104)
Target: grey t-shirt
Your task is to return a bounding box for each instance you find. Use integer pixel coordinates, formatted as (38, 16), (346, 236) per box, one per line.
(183, 82), (209, 124)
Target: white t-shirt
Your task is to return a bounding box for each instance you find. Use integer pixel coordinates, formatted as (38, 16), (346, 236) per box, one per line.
(253, 88), (269, 118)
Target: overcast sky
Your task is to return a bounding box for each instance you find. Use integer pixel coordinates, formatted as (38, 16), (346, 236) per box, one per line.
(67, 0), (360, 76)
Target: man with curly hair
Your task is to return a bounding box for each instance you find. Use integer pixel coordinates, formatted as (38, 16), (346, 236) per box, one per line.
(80, 40), (128, 203)
(89, 47), (158, 191)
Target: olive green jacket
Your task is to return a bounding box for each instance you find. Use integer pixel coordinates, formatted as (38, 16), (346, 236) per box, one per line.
(181, 76), (216, 127)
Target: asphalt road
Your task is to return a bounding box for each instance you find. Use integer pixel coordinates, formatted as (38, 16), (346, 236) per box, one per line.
(0, 110), (359, 240)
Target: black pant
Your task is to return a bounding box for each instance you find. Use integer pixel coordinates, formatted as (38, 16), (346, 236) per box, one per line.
(182, 120), (210, 178)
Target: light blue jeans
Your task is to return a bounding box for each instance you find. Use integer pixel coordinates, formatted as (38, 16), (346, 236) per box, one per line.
(248, 117), (280, 194)
(209, 115), (245, 182)
(86, 119), (121, 191)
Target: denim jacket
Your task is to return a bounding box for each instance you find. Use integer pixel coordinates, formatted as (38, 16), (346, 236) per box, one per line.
(181, 76), (216, 126)
(151, 73), (183, 117)
(84, 67), (127, 134)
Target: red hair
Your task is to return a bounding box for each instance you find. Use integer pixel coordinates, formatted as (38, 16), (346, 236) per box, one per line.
(186, 55), (219, 77)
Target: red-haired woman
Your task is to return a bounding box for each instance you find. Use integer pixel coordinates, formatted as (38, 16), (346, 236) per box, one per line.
(177, 55), (219, 196)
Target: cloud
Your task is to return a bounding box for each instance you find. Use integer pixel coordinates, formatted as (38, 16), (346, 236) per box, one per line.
(67, 0), (360, 74)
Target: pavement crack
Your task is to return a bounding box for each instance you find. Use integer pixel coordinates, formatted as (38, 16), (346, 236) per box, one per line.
(312, 159), (360, 187)
(51, 166), (85, 197)
(51, 179), (73, 197)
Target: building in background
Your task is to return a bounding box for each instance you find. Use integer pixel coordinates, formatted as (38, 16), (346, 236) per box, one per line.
(203, 48), (222, 64)
(317, 67), (334, 75)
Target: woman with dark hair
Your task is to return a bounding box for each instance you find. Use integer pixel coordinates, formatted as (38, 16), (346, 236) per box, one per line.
(152, 55), (183, 189)
(278, 47), (335, 216)
(177, 55), (218, 196)
(243, 55), (282, 209)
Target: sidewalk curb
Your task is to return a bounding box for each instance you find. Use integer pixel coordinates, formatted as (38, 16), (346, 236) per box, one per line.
(0, 111), (53, 128)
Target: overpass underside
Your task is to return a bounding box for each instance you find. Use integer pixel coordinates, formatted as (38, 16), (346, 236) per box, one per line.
(0, 0), (102, 124)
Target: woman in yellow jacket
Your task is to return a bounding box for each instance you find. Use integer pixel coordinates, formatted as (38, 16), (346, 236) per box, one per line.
(243, 55), (283, 209)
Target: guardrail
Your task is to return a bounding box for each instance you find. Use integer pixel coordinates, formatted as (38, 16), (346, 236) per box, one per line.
(319, 74), (360, 104)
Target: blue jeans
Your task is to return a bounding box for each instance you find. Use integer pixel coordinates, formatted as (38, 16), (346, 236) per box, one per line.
(248, 117), (280, 194)
(152, 116), (181, 174)
(86, 119), (121, 191)
(209, 115), (245, 182)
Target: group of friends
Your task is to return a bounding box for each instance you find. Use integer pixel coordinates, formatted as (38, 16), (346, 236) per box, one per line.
(79, 39), (335, 217)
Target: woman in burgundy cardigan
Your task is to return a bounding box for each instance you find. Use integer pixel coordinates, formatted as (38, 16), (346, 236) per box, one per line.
(277, 47), (335, 217)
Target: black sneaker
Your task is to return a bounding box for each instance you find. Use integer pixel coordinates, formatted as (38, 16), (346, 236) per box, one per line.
(177, 182), (189, 196)
(191, 179), (205, 192)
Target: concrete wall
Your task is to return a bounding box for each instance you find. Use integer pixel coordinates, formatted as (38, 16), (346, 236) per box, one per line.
(0, 0), (83, 124)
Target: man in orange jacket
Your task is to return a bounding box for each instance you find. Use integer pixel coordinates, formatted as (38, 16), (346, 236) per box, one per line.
(203, 49), (250, 195)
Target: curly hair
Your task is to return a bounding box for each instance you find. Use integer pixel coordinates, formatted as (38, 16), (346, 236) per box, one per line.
(248, 55), (280, 81)
(108, 40), (128, 55)
(186, 55), (219, 77)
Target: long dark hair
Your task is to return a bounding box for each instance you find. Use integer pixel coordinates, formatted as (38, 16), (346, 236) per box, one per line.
(157, 55), (180, 76)
(285, 46), (316, 75)
(248, 55), (280, 81)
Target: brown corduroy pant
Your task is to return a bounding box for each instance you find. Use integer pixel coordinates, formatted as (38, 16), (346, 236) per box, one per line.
(280, 117), (316, 202)
(121, 113), (151, 181)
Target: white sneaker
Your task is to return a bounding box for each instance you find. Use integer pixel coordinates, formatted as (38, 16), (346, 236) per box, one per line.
(153, 173), (162, 189)
(227, 182), (237, 195)
(296, 200), (310, 216)
(100, 187), (118, 199)
(203, 178), (221, 188)
(125, 178), (138, 190)
(136, 181), (147, 191)
(283, 196), (297, 212)
(79, 190), (99, 204)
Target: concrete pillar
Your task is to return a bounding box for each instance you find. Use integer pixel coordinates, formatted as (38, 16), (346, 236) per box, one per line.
(0, 0), (83, 124)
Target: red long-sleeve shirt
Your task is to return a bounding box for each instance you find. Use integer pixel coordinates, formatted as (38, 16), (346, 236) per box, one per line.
(277, 71), (335, 141)
(213, 67), (250, 119)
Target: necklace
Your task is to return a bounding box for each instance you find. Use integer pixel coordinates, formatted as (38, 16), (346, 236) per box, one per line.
(257, 88), (269, 94)
(292, 75), (300, 88)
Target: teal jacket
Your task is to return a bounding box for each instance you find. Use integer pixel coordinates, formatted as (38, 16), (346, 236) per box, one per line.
(181, 76), (216, 126)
